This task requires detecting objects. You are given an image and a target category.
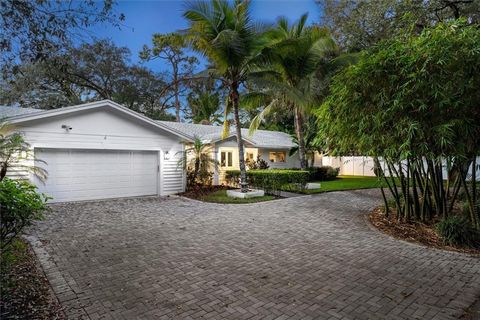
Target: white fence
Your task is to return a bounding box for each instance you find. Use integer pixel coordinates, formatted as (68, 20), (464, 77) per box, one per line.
(316, 155), (480, 180)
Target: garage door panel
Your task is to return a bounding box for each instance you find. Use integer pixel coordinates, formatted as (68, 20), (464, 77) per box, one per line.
(35, 149), (158, 202)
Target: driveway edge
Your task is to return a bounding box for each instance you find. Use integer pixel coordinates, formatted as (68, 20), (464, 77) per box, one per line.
(25, 235), (91, 319)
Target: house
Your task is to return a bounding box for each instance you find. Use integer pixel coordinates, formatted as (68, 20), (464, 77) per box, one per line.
(1, 100), (301, 202)
(158, 120), (300, 185)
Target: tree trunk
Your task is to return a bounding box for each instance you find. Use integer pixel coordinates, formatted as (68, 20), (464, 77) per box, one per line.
(173, 63), (181, 122)
(294, 106), (307, 170)
(231, 83), (248, 192)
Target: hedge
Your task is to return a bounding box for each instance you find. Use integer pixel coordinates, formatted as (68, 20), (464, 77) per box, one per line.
(306, 166), (340, 181)
(225, 169), (309, 195)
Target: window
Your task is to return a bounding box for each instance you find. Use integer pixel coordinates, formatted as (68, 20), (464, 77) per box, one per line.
(220, 151), (233, 167)
(245, 152), (254, 161)
(269, 151), (286, 163)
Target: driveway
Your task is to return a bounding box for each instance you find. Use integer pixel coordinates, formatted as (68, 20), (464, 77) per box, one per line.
(28, 190), (480, 320)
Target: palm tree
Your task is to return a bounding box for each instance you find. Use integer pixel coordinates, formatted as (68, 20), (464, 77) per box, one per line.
(0, 120), (47, 181)
(187, 88), (222, 125)
(247, 14), (338, 169)
(177, 136), (217, 187)
(183, 0), (267, 192)
(289, 118), (321, 168)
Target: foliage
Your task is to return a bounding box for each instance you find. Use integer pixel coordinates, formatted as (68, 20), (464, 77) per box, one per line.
(246, 13), (341, 169)
(141, 32), (199, 121)
(0, 121), (46, 182)
(246, 155), (269, 170)
(185, 78), (223, 124)
(307, 166), (339, 181)
(436, 216), (479, 248)
(316, 0), (480, 50)
(289, 118), (322, 168)
(317, 21), (480, 226)
(0, 178), (49, 251)
(178, 137), (216, 189)
(184, 0), (270, 192)
(198, 189), (275, 204)
(0, 0), (124, 67)
(226, 169), (309, 196)
(0, 40), (174, 117)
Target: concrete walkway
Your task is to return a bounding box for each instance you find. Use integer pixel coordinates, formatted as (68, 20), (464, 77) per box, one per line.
(28, 189), (480, 319)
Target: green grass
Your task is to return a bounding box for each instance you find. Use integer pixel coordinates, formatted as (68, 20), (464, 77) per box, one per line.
(302, 175), (386, 194)
(199, 189), (276, 204)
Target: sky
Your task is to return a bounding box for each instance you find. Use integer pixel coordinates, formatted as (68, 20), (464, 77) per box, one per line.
(90, 0), (321, 71)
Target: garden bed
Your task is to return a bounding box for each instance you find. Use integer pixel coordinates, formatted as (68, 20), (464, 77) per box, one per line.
(0, 239), (65, 319)
(180, 186), (277, 204)
(369, 207), (480, 255)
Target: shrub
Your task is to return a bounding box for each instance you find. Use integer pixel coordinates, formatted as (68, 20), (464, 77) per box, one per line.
(435, 216), (479, 248)
(307, 166), (340, 181)
(226, 169), (309, 195)
(246, 155), (269, 170)
(0, 178), (49, 252)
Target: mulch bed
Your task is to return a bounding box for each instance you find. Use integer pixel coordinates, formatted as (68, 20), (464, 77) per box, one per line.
(369, 207), (480, 255)
(0, 239), (65, 320)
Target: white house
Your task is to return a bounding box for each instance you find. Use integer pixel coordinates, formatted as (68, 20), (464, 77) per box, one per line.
(1, 100), (301, 202)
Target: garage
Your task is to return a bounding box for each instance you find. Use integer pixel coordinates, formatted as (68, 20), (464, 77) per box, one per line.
(35, 148), (159, 202)
(1, 100), (190, 201)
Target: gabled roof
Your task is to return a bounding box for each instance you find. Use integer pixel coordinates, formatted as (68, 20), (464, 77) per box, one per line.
(158, 121), (295, 149)
(0, 100), (296, 149)
(0, 100), (193, 141)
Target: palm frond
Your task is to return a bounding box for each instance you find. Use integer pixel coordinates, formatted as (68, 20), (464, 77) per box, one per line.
(248, 98), (277, 136)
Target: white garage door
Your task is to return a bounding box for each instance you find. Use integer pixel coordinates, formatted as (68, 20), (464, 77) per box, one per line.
(35, 148), (158, 202)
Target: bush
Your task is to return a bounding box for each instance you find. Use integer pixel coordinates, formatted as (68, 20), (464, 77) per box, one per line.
(246, 155), (269, 170)
(435, 216), (479, 248)
(307, 166), (340, 181)
(226, 169), (309, 195)
(0, 178), (49, 252)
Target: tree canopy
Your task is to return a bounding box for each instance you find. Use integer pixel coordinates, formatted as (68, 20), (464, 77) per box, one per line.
(317, 21), (480, 225)
(316, 0), (480, 50)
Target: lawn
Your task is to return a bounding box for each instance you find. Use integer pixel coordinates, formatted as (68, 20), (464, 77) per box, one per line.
(198, 189), (276, 204)
(303, 175), (385, 194)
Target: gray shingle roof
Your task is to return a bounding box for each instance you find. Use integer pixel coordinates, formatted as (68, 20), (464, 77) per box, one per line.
(0, 105), (43, 118)
(0, 104), (295, 149)
(158, 121), (295, 149)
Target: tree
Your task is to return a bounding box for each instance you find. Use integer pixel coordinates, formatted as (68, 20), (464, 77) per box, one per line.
(317, 21), (480, 227)
(177, 137), (217, 188)
(0, 0), (124, 68)
(247, 14), (337, 169)
(0, 40), (174, 119)
(0, 121), (46, 182)
(316, 0), (480, 51)
(183, 0), (269, 192)
(289, 118), (321, 168)
(186, 79), (223, 124)
(141, 33), (199, 121)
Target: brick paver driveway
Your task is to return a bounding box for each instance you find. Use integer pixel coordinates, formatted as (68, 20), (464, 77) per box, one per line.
(28, 189), (479, 320)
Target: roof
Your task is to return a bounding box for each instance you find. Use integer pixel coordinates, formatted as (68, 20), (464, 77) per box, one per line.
(0, 105), (43, 118)
(0, 101), (295, 149)
(158, 121), (295, 149)
(0, 100), (193, 141)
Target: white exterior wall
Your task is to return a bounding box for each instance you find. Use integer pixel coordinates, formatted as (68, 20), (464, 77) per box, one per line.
(258, 148), (300, 169)
(212, 138), (300, 185)
(11, 108), (185, 196)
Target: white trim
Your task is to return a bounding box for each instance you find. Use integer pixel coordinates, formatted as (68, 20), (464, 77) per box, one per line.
(7, 100), (193, 142)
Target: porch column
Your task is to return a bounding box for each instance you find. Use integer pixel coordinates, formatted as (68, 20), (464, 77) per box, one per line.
(213, 144), (219, 185)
